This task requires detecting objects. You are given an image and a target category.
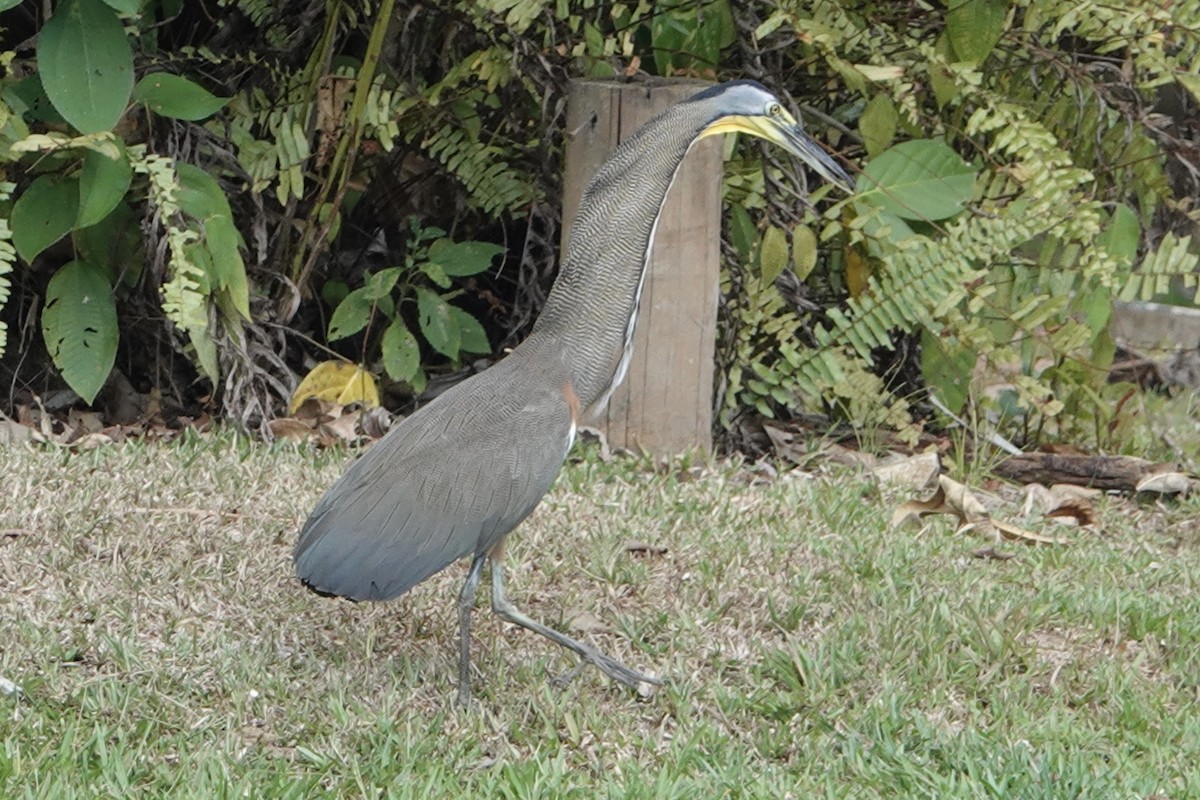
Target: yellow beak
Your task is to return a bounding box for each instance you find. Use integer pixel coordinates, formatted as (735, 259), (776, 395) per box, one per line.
(702, 114), (854, 193)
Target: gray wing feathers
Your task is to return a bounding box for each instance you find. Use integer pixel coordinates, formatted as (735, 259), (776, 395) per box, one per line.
(294, 362), (574, 602)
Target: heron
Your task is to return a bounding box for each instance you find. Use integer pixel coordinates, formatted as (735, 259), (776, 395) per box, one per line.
(295, 80), (854, 705)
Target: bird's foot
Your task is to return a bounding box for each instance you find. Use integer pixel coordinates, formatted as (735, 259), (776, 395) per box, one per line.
(567, 644), (663, 691)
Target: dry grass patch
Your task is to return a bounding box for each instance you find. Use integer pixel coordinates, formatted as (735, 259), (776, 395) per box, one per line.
(2, 431), (1200, 797)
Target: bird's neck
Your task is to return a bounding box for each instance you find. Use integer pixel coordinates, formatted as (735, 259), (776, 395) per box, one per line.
(528, 103), (712, 412)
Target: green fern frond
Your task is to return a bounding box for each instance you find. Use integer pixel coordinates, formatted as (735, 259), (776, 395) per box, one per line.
(131, 148), (219, 380)
(1119, 235), (1200, 302)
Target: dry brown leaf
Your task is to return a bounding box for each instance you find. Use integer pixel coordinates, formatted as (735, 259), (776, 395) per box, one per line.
(268, 418), (316, 441)
(0, 418), (32, 445)
(1051, 483), (1103, 501)
(894, 475), (1070, 546)
(819, 441), (877, 469)
(72, 432), (114, 450)
(1135, 471), (1194, 495)
(318, 411), (361, 443)
(567, 610), (610, 634)
(293, 397), (342, 423)
(990, 518), (1071, 546)
(873, 451), (940, 490)
(892, 474), (987, 527)
(1045, 497), (1097, 528)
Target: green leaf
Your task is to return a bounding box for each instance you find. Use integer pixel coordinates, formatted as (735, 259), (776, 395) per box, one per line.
(327, 286), (375, 341)
(133, 73), (230, 121)
(8, 74), (67, 124)
(12, 175), (80, 263)
(420, 259), (452, 289)
(930, 33), (959, 109)
(426, 239), (504, 277)
(945, 0), (1008, 65)
(758, 225), (789, 284)
(74, 200), (142, 284)
(37, 0), (133, 133)
(920, 329), (974, 416)
(362, 267), (403, 300)
(100, 0), (142, 13)
(417, 287), (459, 358)
(1098, 203), (1139, 269)
(41, 260), (117, 404)
(0, 0), (22, 10)
(176, 163), (249, 318)
(381, 320), (420, 382)
(449, 306), (490, 355)
(792, 224), (818, 281)
(1179, 73), (1200, 106)
(729, 204), (756, 261)
(856, 139), (977, 221)
(77, 143), (132, 228)
(858, 94), (897, 159)
(321, 279), (349, 309)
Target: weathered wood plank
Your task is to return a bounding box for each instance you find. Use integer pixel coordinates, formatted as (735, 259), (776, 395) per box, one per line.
(561, 78), (722, 456)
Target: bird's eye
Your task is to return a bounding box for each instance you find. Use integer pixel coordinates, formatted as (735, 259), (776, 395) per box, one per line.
(767, 102), (782, 117)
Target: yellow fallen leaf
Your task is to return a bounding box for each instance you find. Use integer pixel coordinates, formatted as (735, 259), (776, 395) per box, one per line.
(289, 361), (380, 414)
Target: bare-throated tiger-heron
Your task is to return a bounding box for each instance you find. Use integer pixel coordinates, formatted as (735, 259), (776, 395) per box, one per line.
(295, 80), (854, 705)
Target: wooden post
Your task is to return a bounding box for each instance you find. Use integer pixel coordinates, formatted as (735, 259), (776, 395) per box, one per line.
(561, 78), (723, 456)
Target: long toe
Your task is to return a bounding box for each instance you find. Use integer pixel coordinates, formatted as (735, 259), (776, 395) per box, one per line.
(583, 647), (663, 688)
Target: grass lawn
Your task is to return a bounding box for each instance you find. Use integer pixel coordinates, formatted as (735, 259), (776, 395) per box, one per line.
(2, 423), (1199, 798)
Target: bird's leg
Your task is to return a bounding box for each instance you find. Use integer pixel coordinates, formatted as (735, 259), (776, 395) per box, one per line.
(456, 554), (487, 707)
(488, 552), (662, 690)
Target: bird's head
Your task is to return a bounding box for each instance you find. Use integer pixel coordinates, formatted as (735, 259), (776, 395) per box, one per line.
(690, 80), (854, 194)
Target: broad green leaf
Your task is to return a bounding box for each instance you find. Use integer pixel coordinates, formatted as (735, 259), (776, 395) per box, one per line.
(362, 267), (403, 300)
(77, 143), (132, 228)
(792, 224), (818, 281)
(74, 200), (142, 284)
(930, 33), (959, 109)
(858, 94), (897, 159)
(856, 139), (977, 221)
(8, 74), (66, 124)
(417, 287), (459, 358)
(327, 286), (375, 341)
(945, 0), (1008, 65)
(426, 239), (505, 277)
(381, 320), (420, 382)
(0, 0), (21, 9)
(289, 361), (379, 413)
(41, 260), (117, 404)
(12, 175), (80, 263)
(100, 0), (141, 13)
(449, 306), (490, 355)
(920, 329), (974, 416)
(859, 206), (916, 247)
(758, 225), (789, 283)
(728, 204), (756, 261)
(1082, 285), (1112, 336)
(38, 0), (133, 133)
(133, 73), (230, 121)
(420, 259), (452, 289)
(1098, 203), (1139, 268)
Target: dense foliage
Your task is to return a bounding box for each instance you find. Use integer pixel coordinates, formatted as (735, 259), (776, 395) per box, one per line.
(0, 0), (1196, 447)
